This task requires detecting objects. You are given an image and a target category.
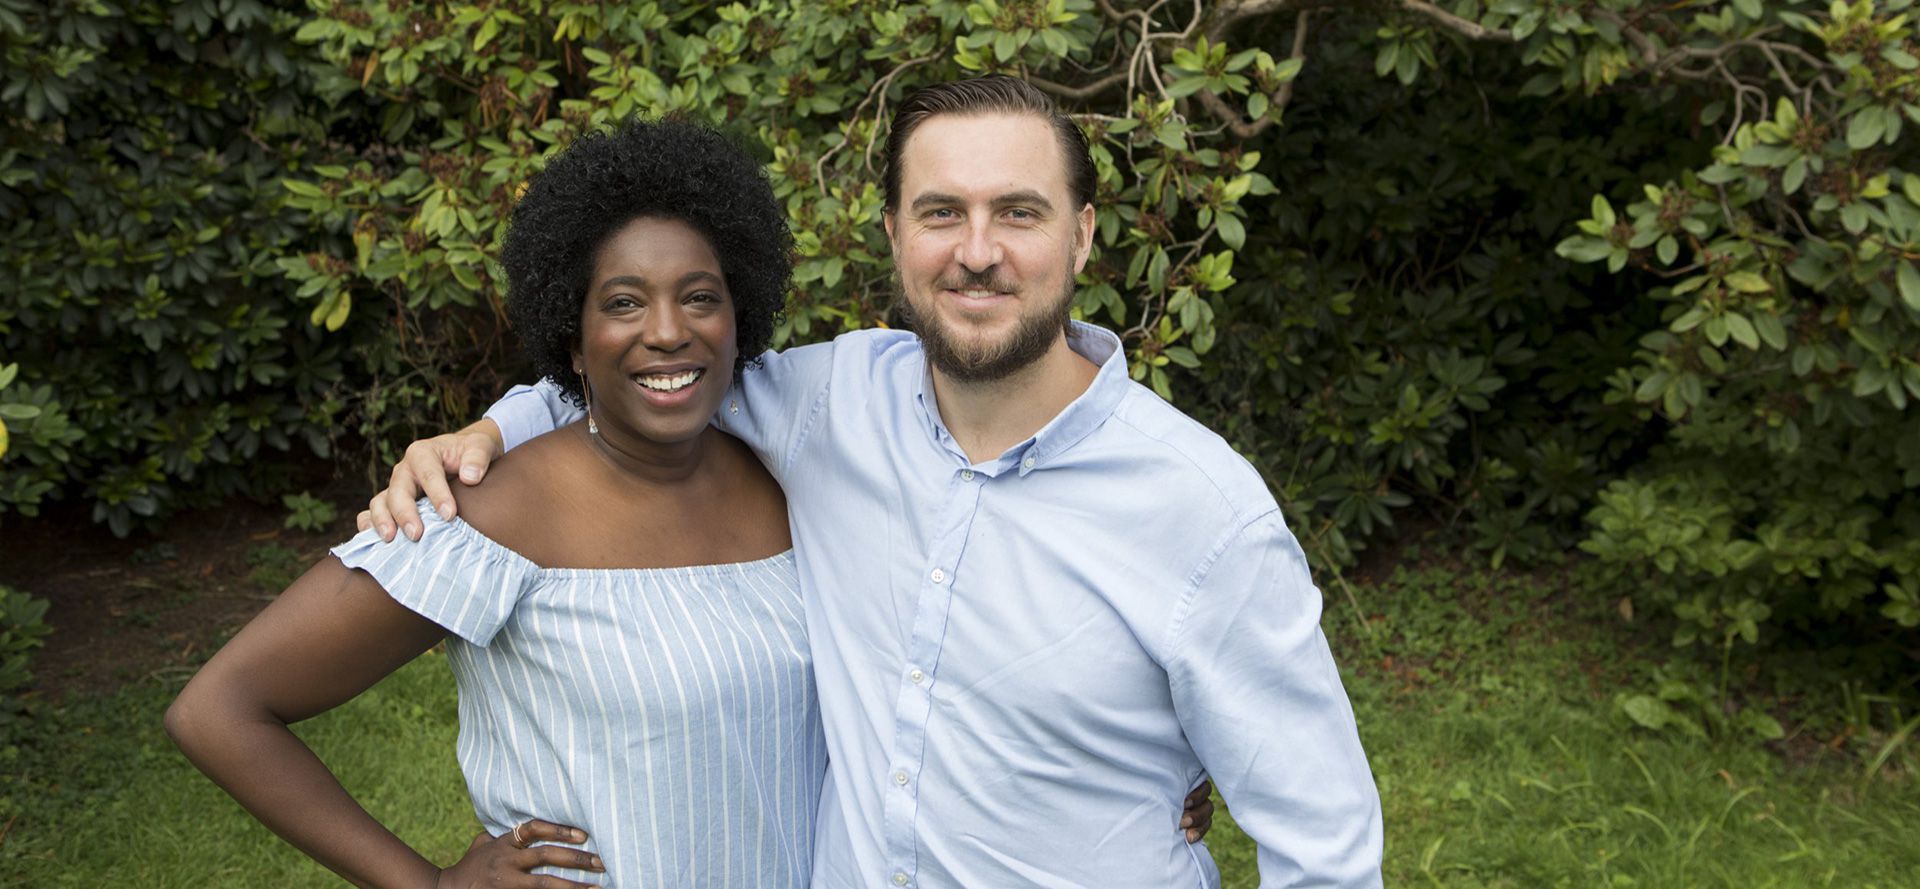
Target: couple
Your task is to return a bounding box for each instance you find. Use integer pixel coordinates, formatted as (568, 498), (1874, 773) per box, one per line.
(169, 76), (1382, 887)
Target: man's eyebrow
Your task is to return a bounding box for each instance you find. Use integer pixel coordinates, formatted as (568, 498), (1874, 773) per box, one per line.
(908, 190), (1057, 214)
(992, 190), (1055, 214)
(909, 192), (964, 213)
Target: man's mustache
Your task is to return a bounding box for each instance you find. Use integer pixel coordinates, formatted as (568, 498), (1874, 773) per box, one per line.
(933, 270), (1019, 294)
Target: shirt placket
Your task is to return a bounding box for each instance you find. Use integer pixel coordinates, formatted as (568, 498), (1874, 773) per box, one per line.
(879, 463), (988, 888)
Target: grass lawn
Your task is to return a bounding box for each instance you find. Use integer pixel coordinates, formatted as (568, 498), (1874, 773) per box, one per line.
(3, 555), (1915, 885)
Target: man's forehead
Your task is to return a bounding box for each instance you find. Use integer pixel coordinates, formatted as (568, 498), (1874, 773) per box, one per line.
(898, 111), (1070, 200)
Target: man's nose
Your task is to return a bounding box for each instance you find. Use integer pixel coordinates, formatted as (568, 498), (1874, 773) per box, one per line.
(954, 218), (1003, 272)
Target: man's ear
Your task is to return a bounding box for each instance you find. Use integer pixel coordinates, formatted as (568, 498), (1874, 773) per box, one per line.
(1071, 203), (1096, 274)
(883, 210), (897, 247)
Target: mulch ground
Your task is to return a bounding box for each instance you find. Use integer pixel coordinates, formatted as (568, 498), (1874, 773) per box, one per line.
(1, 495), (361, 701)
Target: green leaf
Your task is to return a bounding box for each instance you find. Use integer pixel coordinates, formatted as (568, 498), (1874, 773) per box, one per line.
(324, 292), (351, 331)
(1165, 76), (1208, 99)
(1620, 694), (1672, 730)
(1899, 261), (1920, 311)
(1724, 312), (1759, 350)
(1739, 708), (1785, 740)
(1848, 107), (1888, 150)
(993, 31), (1017, 62)
(474, 15), (500, 52)
(1782, 157), (1808, 194)
(1697, 164), (1741, 184)
(1731, 0), (1762, 18)
(1591, 194), (1616, 228)
(1656, 235), (1679, 265)
(1841, 203), (1870, 234)
(1554, 235), (1612, 263)
(1752, 313), (1788, 351)
(1215, 213), (1245, 250)
(1724, 271), (1770, 293)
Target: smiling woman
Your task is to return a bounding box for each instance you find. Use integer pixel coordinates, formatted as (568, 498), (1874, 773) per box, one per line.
(164, 118), (822, 889)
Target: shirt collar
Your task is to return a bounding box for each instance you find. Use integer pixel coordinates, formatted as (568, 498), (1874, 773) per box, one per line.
(912, 321), (1132, 476)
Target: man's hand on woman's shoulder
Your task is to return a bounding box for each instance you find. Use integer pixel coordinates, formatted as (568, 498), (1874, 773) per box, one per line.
(358, 420), (506, 542)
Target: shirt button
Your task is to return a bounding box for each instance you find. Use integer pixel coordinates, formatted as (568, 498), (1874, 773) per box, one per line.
(961, 469), (975, 481)
(894, 770), (910, 786)
(892, 874), (910, 886)
(930, 568), (946, 584)
(1022, 456), (1036, 470)
(909, 668), (926, 684)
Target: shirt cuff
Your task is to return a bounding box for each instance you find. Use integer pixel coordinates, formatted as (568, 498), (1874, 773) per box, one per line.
(482, 380), (580, 452)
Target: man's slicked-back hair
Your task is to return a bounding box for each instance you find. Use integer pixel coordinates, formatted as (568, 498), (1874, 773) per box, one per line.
(882, 75), (1095, 214)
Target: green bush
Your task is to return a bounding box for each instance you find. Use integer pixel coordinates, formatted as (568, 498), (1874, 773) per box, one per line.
(3, 1), (1915, 697)
(0, 583), (49, 697)
(1, 0), (343, 534)
(0, 0), (516, 535)
(0, 581), (51, 741)
(1555, 1), (1920, 679)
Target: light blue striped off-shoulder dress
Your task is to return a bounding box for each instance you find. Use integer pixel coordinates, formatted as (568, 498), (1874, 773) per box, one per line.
(331, 502), (825, 888)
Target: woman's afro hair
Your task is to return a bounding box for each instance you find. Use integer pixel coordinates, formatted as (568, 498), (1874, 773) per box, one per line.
(501, 116), (792, 407)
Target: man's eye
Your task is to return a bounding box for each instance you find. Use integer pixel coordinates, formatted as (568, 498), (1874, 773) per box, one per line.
(929, 208), (958, 220)
(687, 291), (721, 303)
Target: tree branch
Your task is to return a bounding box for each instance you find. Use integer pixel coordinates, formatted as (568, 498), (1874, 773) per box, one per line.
(1396, 0), (1513, 42)
(1203, 0), (1339, 44)
(1196, 9), (1312, 139)
(1031, 71), (1130, 101)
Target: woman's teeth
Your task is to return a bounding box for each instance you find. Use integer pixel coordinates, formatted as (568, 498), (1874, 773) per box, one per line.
(634, 369), (702, 392)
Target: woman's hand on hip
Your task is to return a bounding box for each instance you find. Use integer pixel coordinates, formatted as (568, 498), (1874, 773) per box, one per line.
(434, 819), (603, 889)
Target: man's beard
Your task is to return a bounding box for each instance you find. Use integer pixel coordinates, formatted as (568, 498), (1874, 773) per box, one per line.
(896, 267), (1074, 384)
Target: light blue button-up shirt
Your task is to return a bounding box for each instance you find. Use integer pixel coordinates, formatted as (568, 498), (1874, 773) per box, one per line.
(487, 322), (1383, 888)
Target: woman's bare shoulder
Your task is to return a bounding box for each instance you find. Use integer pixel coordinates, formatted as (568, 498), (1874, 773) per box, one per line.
(447, 423), (587, 553)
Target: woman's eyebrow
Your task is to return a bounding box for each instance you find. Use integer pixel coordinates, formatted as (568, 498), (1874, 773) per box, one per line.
(598, 274), (649, 292)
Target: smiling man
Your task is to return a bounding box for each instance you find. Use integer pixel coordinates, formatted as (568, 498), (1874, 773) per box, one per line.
(367, 76), (1382, 887)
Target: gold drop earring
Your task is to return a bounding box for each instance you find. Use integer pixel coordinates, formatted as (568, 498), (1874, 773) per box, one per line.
(577, 369), (598, 435)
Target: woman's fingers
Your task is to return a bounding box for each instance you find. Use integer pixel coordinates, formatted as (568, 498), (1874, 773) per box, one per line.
(512, 819), (589, 847)
(525, 842), (605, 873)
(1181, 779), (1216, 842)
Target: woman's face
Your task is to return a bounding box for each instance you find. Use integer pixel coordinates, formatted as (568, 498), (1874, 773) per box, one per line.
(573, 216), (738, 448)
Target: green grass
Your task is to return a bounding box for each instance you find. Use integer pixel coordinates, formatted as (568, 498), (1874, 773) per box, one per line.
(1204, 563), (1920, 888)
(4, 563), (1916, 886)
(1, 654), (477, 886)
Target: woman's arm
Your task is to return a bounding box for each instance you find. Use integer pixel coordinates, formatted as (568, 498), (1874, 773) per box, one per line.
(165, 556), (600, 888)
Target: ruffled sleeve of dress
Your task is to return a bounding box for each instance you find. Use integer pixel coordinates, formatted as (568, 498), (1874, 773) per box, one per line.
(329, 499), (538, 647)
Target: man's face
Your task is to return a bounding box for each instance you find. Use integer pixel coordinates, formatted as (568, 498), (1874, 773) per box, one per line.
(885, 112), (1095, 383)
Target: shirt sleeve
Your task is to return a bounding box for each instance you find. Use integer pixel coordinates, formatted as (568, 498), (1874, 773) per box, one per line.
(712, 343), (837, 475)
(1166, 510), (1384, 888)
(482, 379), (585, 452)
(330, 500), (539, 647)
